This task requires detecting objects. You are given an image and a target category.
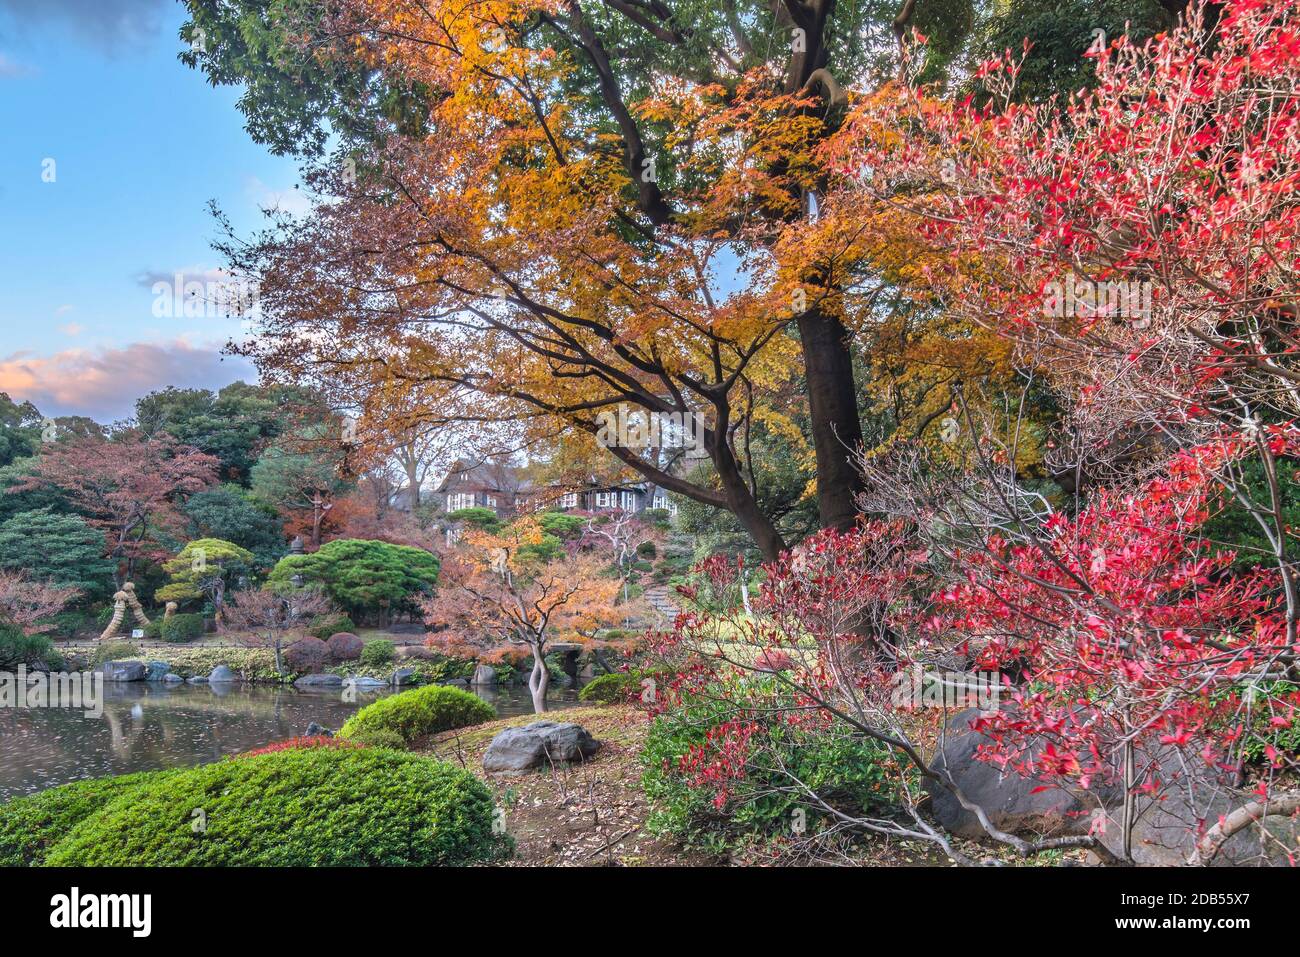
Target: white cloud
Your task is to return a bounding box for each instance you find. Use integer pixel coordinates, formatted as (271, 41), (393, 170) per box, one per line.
(0, 340), (257, 421)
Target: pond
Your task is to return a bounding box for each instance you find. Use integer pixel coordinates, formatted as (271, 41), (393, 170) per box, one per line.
(0, 681), (581, 801)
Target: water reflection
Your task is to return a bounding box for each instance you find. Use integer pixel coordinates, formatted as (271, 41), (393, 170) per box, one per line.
(0, 681), (578, 800)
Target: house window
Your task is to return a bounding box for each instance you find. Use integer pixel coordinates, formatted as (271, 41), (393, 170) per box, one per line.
(652, 490), (677, 515)
(448, 492), (475, 511)
(594, 491), (614, 509)
(560, 492), (579, 509)
(485, 494), (497, 508)
(619, 491), (637, 510)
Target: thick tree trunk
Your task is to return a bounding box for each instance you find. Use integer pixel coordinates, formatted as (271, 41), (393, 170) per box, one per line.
(712, 426), (788, 561)
(529, 643), (549, 713)
(796, 307), (866, 530)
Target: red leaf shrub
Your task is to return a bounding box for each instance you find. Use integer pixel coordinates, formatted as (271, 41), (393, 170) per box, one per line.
(284, 636), (328, 674)
(326, 631), (364, 662)
(236, 736), (364, 758)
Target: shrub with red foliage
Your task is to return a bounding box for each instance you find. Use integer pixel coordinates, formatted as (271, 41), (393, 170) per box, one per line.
(236, 736), (365, 758)
(326, 631), (364, 662)
(284, 636), (328, 674)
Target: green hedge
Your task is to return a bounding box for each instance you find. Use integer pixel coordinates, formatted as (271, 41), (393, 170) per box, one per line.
(0, 770), (177, 866)
(360, 639), (396, 667)
(579, 671), (645, 704)
(91, 640), (139, 667)
(161, 613), (204, 643)
(43, 749), (512, 866)
(338, 685), (495, 745)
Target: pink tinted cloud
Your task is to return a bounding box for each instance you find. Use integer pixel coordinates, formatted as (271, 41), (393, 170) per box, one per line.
(0, 340), (256, 422)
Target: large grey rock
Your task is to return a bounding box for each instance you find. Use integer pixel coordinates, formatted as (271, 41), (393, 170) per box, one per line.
(145, 661), (169, 682)
(347, 675), (388, 689)
(186, 675), (208, 684)
(391, 667), (418, 687)
(305, 721), (334, 738)
(208, 664), (238, 683)
(1090, 749), (1298, 866)
(294, 673), (343, 689)
(471, 664), (497, 686)
(927, 712), (1292, 865)
(483, 721), (601, 773)
(162, 673), (183, 684)
(440, 677), (470, 689)
(100, 661), (146, 682)
(926, 708), (1105, 840)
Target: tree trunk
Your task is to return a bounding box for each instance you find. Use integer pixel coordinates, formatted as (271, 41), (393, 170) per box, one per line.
(796, 307), (865, 531)
(529, 643), (549, 713)
(310, 492), (328, 550)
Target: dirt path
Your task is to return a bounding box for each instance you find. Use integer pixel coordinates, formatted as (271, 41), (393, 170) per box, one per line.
(421, 704), (715, 866)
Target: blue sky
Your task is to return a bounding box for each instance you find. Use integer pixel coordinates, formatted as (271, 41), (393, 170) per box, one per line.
(0, 0), (308, 422)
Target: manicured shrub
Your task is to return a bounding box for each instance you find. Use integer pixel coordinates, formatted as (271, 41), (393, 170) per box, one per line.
(160, 612), (204, 643)
(309, 613), (356, 641)
(632, 560), (654, 573)
(338, 684), (495, 745)
(343, 727), (407, 750)
(0, 770), (175, 866)
(284, 636), (328, 674)
(636, 541), (657, 558)
(446, 507), (501, 531)
(268, 540), (440, 621)
(537, 511), (586, 539)
(326, 631), (364, 662)
(237, 736), (363, 758)
(360, 639), (396, 667)
(578, 671), (644, 704)
(91, 639), (139, 667)
(44, 748), (513, 866)
(0, 626), (58, 670)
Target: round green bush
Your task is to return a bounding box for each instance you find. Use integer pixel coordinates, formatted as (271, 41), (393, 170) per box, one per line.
(0, 770), (176, 866)
(161, 612), (204, 643)
(338, 684), (495, 745)
(309, 613), (356, 641)
(579, 671), (643, 703)
(91, 639), (139, 667)
(44, 748), (513, 866)
(360, 639), (396, 667)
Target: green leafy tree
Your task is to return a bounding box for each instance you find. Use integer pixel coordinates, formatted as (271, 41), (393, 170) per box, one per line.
(446, 507), (501, 533)
(0, 394), (43, 469)
(184, 484), (286, 568)
(249, 423), (352, 550)
(972, 0), (1173, 103)
(266, 538), (440, 624)
(157, 538), (256, 619)
(0, 509), (115, 600)
(136, 381), (310, 484)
